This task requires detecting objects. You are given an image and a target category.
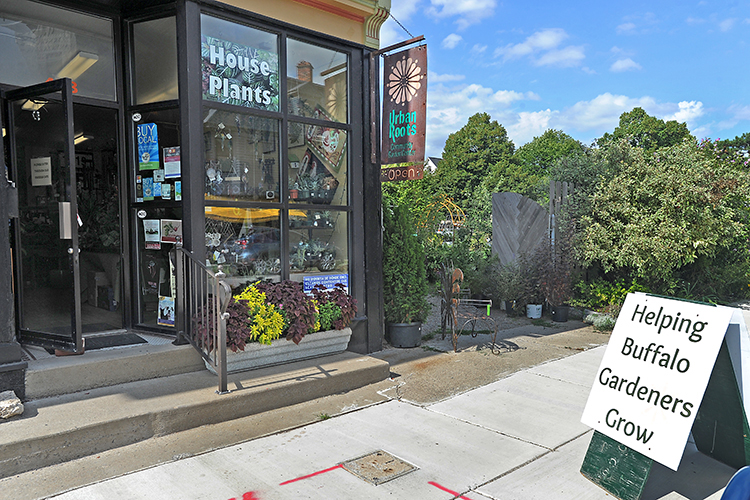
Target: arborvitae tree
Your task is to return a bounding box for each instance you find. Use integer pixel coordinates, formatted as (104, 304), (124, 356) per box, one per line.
(382, 193), (429, 323)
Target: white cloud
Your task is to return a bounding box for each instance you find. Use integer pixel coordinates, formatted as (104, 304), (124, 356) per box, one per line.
(494, 29), (584, 67)
(424, 83), (540, 155)
(716, 104), (750, 131)
(507, 110), (556, 145)
(495, 28), (568, 60)
(426, 0), (497, 30)
(664, 101), (704, 125)
(390, 0), (421, 20)
(719, 18), (736, 32)
(428, 71), (465, 83)
(442, 33), (463, 49)
(535, 46), (585, 67)
(472, 44), (488, 54)
(424, 86), (711, 156)
(553, 93), (705, 137)
(617, 22), (637, 34)
(610, 58), (642, 72)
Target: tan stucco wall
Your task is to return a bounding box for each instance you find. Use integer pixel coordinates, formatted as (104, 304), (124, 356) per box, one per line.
(216, 0), (390, 47)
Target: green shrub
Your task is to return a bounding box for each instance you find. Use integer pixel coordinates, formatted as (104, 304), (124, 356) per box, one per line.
(383, 198), (430, 323)
(572, 277), (648, 314)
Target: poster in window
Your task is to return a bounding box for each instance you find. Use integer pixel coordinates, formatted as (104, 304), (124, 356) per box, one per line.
(30, 157), (52, 186)
(164, 146), (181, 179)
(306, 106), (347, 173)
(201, 34), (279, 112)
(161, 219), (182, 243)
(137, 123), (160, 170)
(143, 219), (161, 250)
(157, 296), (175, 326)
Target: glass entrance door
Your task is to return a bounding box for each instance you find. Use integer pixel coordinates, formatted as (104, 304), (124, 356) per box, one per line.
(5, 79), (82, 352)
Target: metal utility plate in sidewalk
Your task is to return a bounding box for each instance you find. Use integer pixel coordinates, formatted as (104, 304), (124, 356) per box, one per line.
(341, 450), (418, 485)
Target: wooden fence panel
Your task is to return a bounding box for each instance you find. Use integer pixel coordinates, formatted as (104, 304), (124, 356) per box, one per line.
(491, 192), (548, 266)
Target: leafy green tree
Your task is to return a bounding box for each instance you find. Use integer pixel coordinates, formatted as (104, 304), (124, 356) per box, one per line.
(514, 129), (584, 177)
(579, 140), (750, 291)
(434, 112), (515, 205)
(717, 132), (750, 153)
(597, 107), (693, 154)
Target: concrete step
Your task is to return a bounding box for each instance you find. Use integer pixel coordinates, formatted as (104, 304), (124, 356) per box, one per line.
(1, 351), (390, 479)
(24, 341), (206, 400)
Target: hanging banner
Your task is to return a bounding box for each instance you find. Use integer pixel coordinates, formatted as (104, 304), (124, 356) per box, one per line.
(381, 45), (427, 168)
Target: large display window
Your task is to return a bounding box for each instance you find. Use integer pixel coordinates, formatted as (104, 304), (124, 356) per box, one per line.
(201, 13), (352, 289)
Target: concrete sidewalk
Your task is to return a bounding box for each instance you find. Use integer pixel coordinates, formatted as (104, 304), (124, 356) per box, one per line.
(40, 345), (737, 500)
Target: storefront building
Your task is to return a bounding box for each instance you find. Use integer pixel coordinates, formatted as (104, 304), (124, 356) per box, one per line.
(0, 0), (390, 398)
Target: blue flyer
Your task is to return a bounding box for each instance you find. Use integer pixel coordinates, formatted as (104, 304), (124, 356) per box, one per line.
(143, 177), (154, 201)
(303, 274), (348, 293)
(137, 123), (159, 170)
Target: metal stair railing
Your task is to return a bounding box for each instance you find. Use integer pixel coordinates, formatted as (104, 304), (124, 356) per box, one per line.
(172, 242), (230, 394)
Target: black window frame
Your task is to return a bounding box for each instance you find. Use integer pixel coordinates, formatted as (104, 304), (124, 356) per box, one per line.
(197, 8), (359, 285)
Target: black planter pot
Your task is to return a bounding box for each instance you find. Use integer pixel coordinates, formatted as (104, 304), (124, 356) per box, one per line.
(504, 300), (516, 315)
(387, 322), (422, 348)
(552, 305), (569, 322)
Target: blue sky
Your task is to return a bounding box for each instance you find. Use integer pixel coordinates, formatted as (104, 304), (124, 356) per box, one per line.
(380, 0), (750, 158)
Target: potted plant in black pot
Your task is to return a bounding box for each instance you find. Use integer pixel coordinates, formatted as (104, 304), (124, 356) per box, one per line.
(382, 197), (429, 347)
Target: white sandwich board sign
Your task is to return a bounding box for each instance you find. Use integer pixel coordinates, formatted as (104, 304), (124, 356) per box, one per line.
(581, 292), (739, 471)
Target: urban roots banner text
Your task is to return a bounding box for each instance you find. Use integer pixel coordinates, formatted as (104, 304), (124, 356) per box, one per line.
(581, 293), (733, 470)
(381, 45), (427, 168)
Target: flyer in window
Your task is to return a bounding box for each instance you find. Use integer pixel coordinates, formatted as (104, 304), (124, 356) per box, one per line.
(143, 177), (154, 201)
(143, 219), (160, 244)
(158, 296), (175, 326)
(137, 123), (159, 170)
(164, 146), (181, 179)
(161, 219), (182, 243)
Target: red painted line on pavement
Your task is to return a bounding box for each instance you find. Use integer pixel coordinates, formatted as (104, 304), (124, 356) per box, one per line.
(428, 481), (475, 499)
(279, 464), (344, 485)
(228, 492), (261, 500)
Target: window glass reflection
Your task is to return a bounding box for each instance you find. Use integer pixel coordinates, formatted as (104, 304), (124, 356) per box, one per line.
(0, 0), (116, 100)
(133, 17), (178, 104)
(205, 207), (281, 289)
(287, 38), (347, 123)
